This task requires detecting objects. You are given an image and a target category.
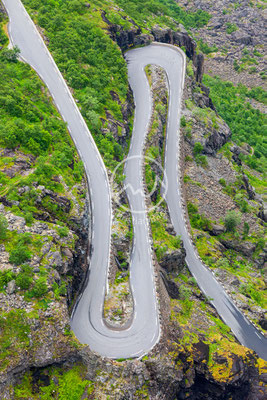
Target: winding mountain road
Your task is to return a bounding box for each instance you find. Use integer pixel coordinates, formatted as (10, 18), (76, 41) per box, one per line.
(3, 0), (267, 361)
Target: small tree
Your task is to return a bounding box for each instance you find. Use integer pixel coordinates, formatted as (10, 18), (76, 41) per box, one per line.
(243, 222), (250, 237)
(0, 214), (8, 240)
(224, 210), (241, 232)
(193, 142), (204, 156)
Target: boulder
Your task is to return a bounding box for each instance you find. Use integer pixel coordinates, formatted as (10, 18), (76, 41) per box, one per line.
(159, 246), (186, 274)
(208, 224), (225, 236)
(232, 30), (252, 45)
(6, 280), (16, 295)
(220, 240), (256, 257)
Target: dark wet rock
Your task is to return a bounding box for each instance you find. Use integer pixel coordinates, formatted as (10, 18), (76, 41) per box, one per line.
(108, 24), (153, 52)
(195, 53), (205, 82)
(259, 316), (267, 331)
(193, 341), (209, 363)
(160, 270), (180, 299)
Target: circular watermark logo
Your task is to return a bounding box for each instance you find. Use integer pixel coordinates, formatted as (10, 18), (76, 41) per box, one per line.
(111, 155), (168, 215)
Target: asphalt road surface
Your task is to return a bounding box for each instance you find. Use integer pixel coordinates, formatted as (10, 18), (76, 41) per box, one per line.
(3, 0), (266, 361)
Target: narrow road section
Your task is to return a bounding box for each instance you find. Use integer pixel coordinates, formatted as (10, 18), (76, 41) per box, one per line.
(3, 0), (267, 361)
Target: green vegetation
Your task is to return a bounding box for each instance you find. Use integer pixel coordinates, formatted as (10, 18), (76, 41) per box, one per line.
(198, 39), (218, 55)
(203, 75), (267, 172)
(240, 283), (266, 309)
(0, 269), (15, 291)
(0, 18), (85, 227)
(150, 212), (181, 260)
(14, 364), (94, 400)
(114, 0), (211, 30)
(23, 0), (129, 171)
(0, 309), (30, 368)
(15, 264), (34, 290)
(192, 141), (208, 167)
(9, 235), (32, 265)
(224, 210), (241, 232)
(0, 213), (8, 239)
(187, 202), (212, 231)
(225, 22), (238, 34)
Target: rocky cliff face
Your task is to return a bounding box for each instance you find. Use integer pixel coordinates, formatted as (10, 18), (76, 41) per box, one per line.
(103, 12), (205, 84)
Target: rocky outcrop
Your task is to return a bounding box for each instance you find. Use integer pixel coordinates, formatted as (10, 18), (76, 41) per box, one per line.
(242, 174), (256, 200)
(160, 246), (186, 274)
(103, 15), (205, 84)
(160, 270), (180, 299)
(203, 122), (232, 156)
(192, 83), (215, 110)
(220, 239), (256, 258)
(208, 223), (225, 236)
(103, 11), (153, 51)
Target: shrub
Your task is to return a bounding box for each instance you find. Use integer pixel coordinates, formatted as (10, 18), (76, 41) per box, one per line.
(193, 142), (203, 156)
(216, 258), (230, 269)
(180, 116), (187, 127)
(0, 269), (16, 291)
(198, 39), (218, 54)
(0, 214), (8, 240)
(15, 265), (34, 290)
(179, 285), (191, 300)
(226, 23), (238, 34)
(224, 210), (241, 232)
(52, 281), (67, 299)
(29, 277), (48, 298)
(219, 178), (226, 187)
(195, 154), (208, 167)
(9, 243), (31, 265)
(25, 212), (34, 226)
(188, 202), (212, 231)
(240, 283), (265, 307)
(256, 237), (265, 251)
(57, 226), (69, 238)
(243, 222), (250, 237)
